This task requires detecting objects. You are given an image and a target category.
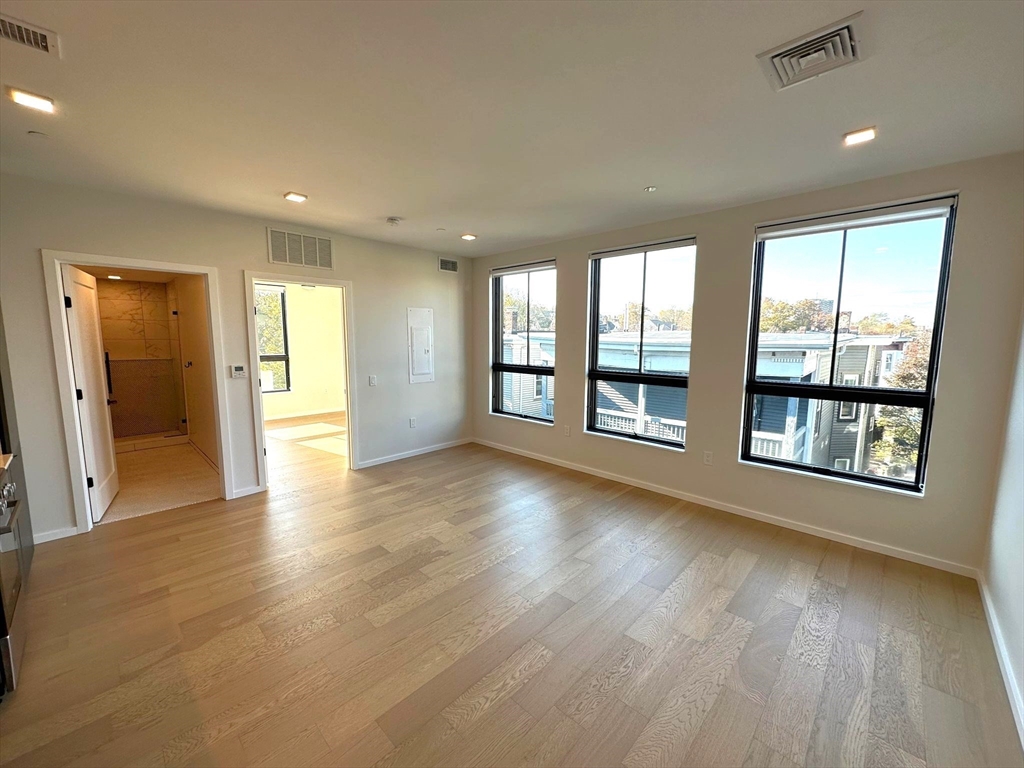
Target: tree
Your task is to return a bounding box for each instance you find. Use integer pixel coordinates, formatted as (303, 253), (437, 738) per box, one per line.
(655, 307), (692, 331)
(254, 288), (285, 354)
(854, 313), (917, 337)
(759, 298), (833, 333)
(873, 330), (931, 470)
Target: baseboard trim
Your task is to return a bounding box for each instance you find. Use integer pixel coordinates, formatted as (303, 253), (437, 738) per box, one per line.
(33, 525), (79, 545)
(472, 438), (976, 578)
(979, 578), (1024, 746)
(355, 438), (473, 469)
(228, 484), (266, 499)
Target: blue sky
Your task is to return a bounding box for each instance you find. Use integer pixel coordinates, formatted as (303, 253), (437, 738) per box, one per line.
(762, 217), (946, 326)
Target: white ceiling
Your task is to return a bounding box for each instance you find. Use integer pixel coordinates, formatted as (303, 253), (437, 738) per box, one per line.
(1, 1), (1021, 257)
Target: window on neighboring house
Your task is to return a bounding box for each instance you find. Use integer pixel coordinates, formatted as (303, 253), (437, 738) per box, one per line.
(255, 283), (290, 392)
(742, 197), (956, 492)
(838, 374), (859, 420)
(491, 261), (556, 422)
(587, 238), (696, 448)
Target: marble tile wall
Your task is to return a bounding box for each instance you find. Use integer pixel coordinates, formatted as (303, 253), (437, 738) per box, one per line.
(97, 279), (173, 359)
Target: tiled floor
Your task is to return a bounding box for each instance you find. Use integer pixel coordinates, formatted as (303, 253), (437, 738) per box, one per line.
(99, 442), (221, 524)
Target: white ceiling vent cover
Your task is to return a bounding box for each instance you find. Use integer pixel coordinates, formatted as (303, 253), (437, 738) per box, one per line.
(0, 14), (60, 58)
(757, 12), (863, 91)
(267, 228), (333, 270)
(438, 258), (458, 273)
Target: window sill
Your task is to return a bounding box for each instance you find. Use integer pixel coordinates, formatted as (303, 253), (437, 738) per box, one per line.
(489, 411), (555, 427)
(584, 428), (685, 454)
(739, 457), (924, 498)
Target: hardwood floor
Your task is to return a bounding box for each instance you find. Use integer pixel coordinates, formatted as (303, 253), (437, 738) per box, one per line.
(2, 440), (1020, 767)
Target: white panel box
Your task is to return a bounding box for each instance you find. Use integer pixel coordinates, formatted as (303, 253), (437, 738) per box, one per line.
(407, 307), (434, 384)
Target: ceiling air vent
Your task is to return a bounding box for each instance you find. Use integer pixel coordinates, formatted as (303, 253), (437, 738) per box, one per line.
(757, 12), (863, 92)
(0, 14), (60, 58)
(267, 228), (333, 270)
(439, 258), (459, 273)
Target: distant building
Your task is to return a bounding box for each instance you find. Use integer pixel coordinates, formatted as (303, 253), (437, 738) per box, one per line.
(499, 330), (912, 476)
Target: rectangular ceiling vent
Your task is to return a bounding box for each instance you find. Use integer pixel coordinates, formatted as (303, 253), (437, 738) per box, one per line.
(267, 228), (333, 270)
(438, 258), (459, 273)
(757, 12), (862, 91)
(0, 14), (60, 58)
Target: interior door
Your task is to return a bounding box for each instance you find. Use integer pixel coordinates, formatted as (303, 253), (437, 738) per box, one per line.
(62, 265), (119, 522)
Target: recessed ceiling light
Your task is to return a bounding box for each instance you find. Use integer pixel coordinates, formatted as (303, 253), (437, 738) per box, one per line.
(107, 275), (122, 280)
(461, 234), (477, 241)
(843, 127), (876, 146)
(644, 186), (657, 193)
(284, 192), (307, 203)
(9, 89), (54, 113)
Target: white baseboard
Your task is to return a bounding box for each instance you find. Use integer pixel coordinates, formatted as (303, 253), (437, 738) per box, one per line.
(228, 484), (266, 499)
(472, 438), (976, 578)
(33, 525), (79, 545)
(355, 438), (473, 469)
(979, 578), (1024, 746)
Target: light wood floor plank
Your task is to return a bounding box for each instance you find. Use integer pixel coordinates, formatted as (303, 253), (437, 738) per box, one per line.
(0, 435), (1017, 768)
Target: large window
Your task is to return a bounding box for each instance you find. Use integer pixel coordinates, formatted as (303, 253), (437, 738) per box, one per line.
(491, 261), (556, 422)
(255, 283), (291, 393)
(742, 197), (956, 491)
(587, 238), (696, 448)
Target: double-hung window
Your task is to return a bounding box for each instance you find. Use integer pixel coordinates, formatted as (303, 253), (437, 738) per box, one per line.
(587, 238), (696, 448)
(742, 197), (957, 492)
(255, 283), (291, 393)
(491, 261), (556, 422)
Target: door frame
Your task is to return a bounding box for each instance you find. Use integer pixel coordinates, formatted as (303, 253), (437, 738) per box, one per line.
(43, 249), (233, 535)
(244, 271), (359, 490)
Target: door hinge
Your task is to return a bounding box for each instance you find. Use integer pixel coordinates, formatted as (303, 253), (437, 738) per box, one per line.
(76, 388), (83, 401)
(264, 448), (267, 456)
(86, 477), (94, 488)
(64, 296), (72, 308)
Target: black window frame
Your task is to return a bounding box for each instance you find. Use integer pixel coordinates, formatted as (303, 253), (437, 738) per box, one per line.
(586, 238), (696, 450)
(741, 196), (957, 493)
(255, 283), (291, 393)
(490, 261), (556, 424)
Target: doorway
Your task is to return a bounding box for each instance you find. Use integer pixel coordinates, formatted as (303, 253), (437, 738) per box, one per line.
(247, 275), (354, 491)
(49, 259), (227, 529)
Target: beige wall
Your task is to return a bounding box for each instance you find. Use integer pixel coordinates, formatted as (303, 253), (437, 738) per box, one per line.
(984, 312), (1024, 729)
(175, 274), (219, 469)
(261, 284), (347, 421)
(472, 152), (1024, 572)
(0, 172), (472, 541)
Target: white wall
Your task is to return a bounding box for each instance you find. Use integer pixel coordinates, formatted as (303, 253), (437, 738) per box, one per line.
(984, 312), (1024, 734)
(473, 152), (1024, 572)
(261, 284), (347, 421)
(0, 173), (472, 541)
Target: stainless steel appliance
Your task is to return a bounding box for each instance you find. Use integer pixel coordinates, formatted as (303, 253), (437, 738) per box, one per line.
(0, 314), (33, 697)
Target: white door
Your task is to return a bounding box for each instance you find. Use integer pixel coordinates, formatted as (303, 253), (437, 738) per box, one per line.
(62, 265), (119, 521)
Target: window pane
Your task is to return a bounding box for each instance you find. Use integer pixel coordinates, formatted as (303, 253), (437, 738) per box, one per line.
(835, 217), (945, 391)
(259, 360), (287, 392)
(749, 394), (921, 483)
(596, 252), (644, 371)
(528, 269), (556, 367)
(255, 285), (286, 355)
(641, 245), (696, 375)
(594, 380), (686, 445)
(756, 232), (842, 385)
(499, 372), (553, 420)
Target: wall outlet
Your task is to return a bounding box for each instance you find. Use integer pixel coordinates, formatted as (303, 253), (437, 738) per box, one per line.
(409, 417), (417, 428)
(564, 425), (570, 436)
(703, 450), (713, 466)
(369, 375), (377, 386)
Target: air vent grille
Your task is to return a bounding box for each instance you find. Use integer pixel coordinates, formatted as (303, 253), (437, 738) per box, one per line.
(0, 14), (59, 57)
(757, 13), (862, 91)
(439, 258), (458, 273)
(267, 228), (333, 270)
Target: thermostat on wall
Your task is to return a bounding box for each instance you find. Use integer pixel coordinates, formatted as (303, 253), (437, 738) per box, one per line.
(230, 364), (247, 379)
